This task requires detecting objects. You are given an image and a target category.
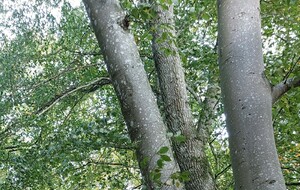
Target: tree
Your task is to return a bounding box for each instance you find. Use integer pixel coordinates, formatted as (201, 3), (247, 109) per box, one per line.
(0, 0), (299, 189)
(82, 0), (215, 189)
(217, 0), (300, 189)
(147, 1), (215, 189)
(82, 0), (181, 189)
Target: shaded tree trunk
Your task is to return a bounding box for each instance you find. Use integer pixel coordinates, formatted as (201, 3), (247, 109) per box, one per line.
(82, 1), (181, 189)
(217, 0), (286, 189)
(150, 2), (215, 190)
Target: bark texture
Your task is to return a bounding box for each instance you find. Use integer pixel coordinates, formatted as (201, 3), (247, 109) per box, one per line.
(217, 0), (286, 189)
(151, 3), (215, 190)
(83, 1), (181, 189)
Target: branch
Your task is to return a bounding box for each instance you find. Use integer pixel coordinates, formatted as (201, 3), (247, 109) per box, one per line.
(3, 145), (22, 151)
(215, 164), (232, 179)
(36, 77), (111, 116)
(272, 77), (300, 104)
(283, 55), (298, 83)
(88, 161), (138, 168)
(272, 107), (283, 126)
(70, 51), (101, 56)
(31, 63), (101, 90)
(60, 93), (87, 127)
(186, 84), (202, 105)
(76, 160), (138, 170)
(282, 167), (300, 174)
(286, 182), (300, 186)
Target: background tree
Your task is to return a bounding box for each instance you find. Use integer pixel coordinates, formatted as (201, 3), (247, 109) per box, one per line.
(0, 0), (299, 189)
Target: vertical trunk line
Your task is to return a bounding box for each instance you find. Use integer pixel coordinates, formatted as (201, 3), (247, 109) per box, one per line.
(150, 2), (216, 190)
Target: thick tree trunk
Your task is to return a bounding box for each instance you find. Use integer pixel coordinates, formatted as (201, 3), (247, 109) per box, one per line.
(217, 0), (286, 189)
(150, 3), (215, 190)
(82, 1), (181, 189)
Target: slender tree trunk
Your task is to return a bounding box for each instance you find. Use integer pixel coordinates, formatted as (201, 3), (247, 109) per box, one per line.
(217, 0), (286, 189)
(150, 2), (215, 190)
(197, 83), (220, 143)
(82, 1), (181, 189)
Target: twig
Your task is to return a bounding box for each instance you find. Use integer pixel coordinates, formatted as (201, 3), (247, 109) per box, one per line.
(31, 62), (101, 90)
(61, 93), (87, 126)
(215, 164), (232, 179)
(283, 56), (299, 84)
(209, 141), (218, 171)
(272, 107), (283, 126)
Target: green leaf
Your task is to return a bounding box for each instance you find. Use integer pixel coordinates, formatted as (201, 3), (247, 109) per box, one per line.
(157, 159), (164, 168)
(152, 172), (161, 181)
(158, 146), (169, 154)
(141, 157), (150, 169)
(161, 155), (171, 161)
(179, 171), (190, 182)
(174, 135), (186, 143)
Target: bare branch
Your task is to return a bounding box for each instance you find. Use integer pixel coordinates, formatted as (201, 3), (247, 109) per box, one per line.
(272, 107), (283, 125)
(74, 160), (138, 171)
(70, 51), (101, 56)
(286, 182), (300, 186)
(272, 77), (300, 104)
(283, 55), (299, 83)
(88, 161), (138, 169)
(215, 164), (232, 179)
(60, 93), (87, 126)
(36, 77), (111, 116)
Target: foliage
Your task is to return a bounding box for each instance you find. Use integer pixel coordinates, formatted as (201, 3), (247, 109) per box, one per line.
(0, 0), (299, 189)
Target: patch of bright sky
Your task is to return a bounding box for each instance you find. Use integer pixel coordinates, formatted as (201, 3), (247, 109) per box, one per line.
(0, 0), (81, 41)
(68, 0), (81, 7)
(52, 0), (82, 22)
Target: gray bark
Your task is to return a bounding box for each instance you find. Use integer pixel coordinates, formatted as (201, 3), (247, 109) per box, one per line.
(217, 0), (286, 189)
(150, 3), (215, 190)
(272, 77), (300, 104)
(82, 1), (181, 189)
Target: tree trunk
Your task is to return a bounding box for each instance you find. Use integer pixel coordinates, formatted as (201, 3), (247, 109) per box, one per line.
(82, 1), (181, 189)
(150, 2), (215, 190)
(197, 83), (220, 143)
(217, 0), (286, 189)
